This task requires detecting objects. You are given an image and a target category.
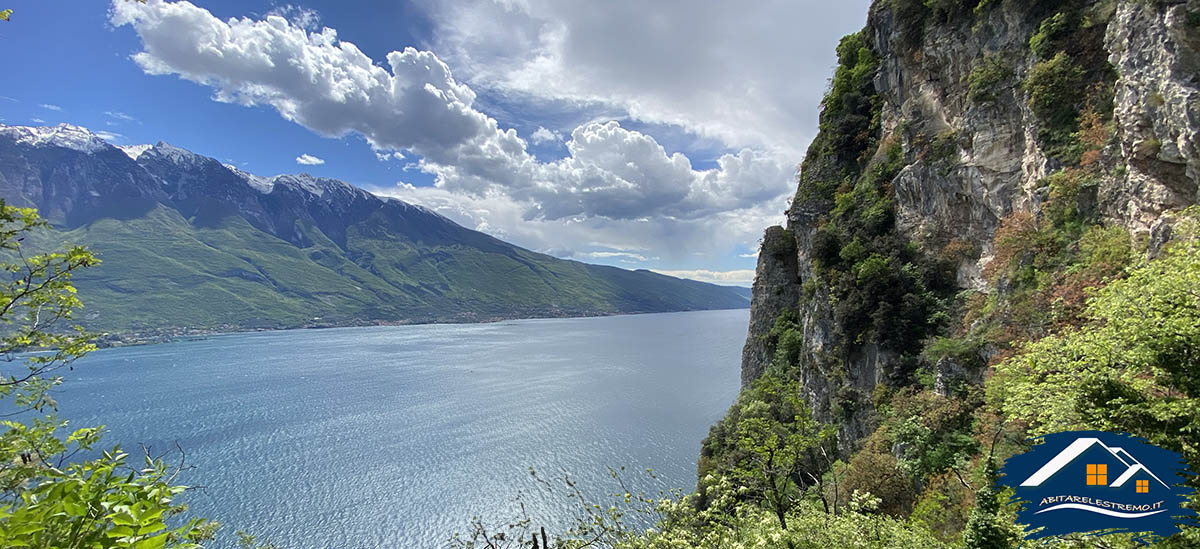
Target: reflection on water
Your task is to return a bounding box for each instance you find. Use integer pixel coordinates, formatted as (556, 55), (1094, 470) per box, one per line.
(54, 309), (746, 548)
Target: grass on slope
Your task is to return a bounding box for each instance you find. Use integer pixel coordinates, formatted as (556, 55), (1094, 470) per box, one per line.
(26, 205), (747, 332)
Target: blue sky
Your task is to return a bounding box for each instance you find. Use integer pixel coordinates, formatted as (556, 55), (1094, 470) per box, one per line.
(0, 0), (870, 285)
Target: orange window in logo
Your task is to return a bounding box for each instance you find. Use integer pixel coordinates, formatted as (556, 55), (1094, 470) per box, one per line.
(1086, 464), (1108, 485)
(1137, 480), (1150, 493)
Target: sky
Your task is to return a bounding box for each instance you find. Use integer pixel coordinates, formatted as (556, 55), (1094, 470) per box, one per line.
(0, 0), (871, 286)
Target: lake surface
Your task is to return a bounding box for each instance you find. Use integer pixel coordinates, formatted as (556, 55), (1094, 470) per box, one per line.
(53, 309), (747, 548)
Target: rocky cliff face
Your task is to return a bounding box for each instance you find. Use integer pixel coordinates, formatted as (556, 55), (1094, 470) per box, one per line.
(740, 0), (1200, 449)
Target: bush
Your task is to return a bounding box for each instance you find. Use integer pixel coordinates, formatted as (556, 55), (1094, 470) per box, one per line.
(924, 0), (980, 23)
(1042, 168), (1098, 235)
(967, 56), (1013, 103)
(1029, 12), (1071, 60)
(928, 130), (961, 175)
(991, 209), (1200, 440)
(888, 0), (931, 51)
(794, 30), (880, 205)
(842, 450), (917, 516)
(1024, 52), (1085, 156)
(888, 389), (981, 480)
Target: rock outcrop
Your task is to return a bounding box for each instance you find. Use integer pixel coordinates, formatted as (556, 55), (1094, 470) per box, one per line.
(739, 0), (1200, 448)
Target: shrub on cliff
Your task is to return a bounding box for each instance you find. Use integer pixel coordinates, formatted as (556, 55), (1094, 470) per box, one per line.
(967, 56), (1014, 103)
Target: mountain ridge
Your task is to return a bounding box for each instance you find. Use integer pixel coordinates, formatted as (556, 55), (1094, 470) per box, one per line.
(0, 123), (750, 333)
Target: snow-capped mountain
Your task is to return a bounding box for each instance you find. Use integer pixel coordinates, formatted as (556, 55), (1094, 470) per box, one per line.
(0, 123), (750, 331)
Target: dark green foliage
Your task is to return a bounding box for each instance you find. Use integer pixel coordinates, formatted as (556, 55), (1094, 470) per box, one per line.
(967, 55), (1013, 103)
(1042, 169), (1099, 236)
(1024, 52), (1086, 159)
(808, 144), (955, 370)
(1029, 12), (1072, 59)
(1020, 2), (1118, 164)
(795, 29), (955, 377)
(881, 0), (988, 49)
(768, 311), (808, 371)
(795, 31), (881, 205)
(887, 0), (932, 51)
(890, 390), (982, 481)
(961, 463), (1019, 549)
(925, 0), (983, 23)
(927, 130), (961, 175)
(923, 335), (985, 371)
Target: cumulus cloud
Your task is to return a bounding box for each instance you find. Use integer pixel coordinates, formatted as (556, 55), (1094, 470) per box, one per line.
(652, 269), (756, 286)
(265, 4), (320, 31)
(418, 0), (871, 157)
(376, 181), (779, 267)
(296, 153), (325, 165)
(111, 1), (792, 213)
(529, 126), (562, 145)
(39, 104), (63, 112)
(111, 0), (798, 269)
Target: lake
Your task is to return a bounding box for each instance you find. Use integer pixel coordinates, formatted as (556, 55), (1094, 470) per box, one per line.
(52, 309), (748, 548)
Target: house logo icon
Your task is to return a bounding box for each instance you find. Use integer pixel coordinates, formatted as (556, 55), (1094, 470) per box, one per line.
(999, 431), (1197, 540)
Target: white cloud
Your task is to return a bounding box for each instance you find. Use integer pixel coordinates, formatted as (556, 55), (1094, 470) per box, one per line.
(578, 251), (658, 263)
(105, 111), (136, 122)
(39, 104), (63, 112)
(296, 153), (325, 165)
(94, 130), (124, 142)
(376, 181), (780, 267)
(529, 126), (562, 145)
(652, 269), (756, 286)
(265, 4), (321, 31)
(112, 0), (797, 269)
(418, 0), (871, 158)
(30, 118), (46, 124)
(375, 150), (405, 162)
(739, 251), (759, 259)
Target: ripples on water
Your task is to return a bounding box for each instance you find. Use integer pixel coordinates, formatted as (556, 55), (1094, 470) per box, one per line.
(53, 309), (747, 548)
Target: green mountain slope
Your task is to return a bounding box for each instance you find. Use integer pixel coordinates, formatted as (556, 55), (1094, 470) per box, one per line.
(0, 124), (749, 332)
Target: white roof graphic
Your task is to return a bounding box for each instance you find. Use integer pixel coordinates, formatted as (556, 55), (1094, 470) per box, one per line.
(1020, 437), (1169, 489)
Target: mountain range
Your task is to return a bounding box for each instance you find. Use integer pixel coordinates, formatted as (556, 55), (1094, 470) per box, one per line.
(0, 123), (750, 333)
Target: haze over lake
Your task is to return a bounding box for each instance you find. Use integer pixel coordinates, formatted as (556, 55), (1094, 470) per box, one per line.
(52, 309), (747, 547)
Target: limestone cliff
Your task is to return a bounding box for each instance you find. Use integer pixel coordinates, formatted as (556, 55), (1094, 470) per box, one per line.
(739, 0), (1200, 449)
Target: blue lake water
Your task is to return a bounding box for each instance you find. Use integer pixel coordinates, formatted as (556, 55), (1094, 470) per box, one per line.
(52, 309), (747, 548)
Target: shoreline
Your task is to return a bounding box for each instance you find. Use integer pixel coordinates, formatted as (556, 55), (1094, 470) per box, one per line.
(88, 305), (751, 349)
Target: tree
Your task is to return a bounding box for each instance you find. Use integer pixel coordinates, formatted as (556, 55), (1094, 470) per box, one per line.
(993, 208), (1200, 443)
(0, 201), (215, 548)
(961, 459), (1017, 549)
(731, 374), (834, 534)
(992, 208), (1200, 543)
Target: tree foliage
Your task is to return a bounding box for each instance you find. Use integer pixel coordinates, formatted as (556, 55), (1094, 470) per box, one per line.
(0, 201), (215, 548)
(993, 209), (1200, 438)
